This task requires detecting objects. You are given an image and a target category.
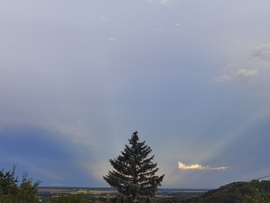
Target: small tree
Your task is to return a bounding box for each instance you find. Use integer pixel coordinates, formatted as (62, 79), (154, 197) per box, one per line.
(103, 131), (165, 203)
(0, 164), (19, 196)
(0, 165), (40, 203)
(18, 172), (41, 203)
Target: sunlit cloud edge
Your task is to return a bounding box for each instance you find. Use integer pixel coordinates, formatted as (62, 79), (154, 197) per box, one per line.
(178, 161), (228, 171)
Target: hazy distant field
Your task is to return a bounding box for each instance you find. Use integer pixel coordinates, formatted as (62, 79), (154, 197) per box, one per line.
(38, 187), (207, 197)
(37, 187), (208, 202)
(38, 187), (118, 195)
(38, 188), (74, 194)
(72, 189), (117, 195)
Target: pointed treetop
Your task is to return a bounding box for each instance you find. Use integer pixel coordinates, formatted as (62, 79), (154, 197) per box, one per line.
(131, 131), (139, 142)
(103, 131), (165, 202)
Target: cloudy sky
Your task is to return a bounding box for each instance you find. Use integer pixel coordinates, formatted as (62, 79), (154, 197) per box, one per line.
(1, 0), (270, 189)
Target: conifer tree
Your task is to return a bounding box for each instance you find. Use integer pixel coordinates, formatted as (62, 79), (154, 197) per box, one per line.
(0, 165), (40, 203)
(103, 131), (165, 203)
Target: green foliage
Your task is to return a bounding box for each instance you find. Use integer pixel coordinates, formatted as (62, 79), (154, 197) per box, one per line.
(0, 165), (40, 203)
(0, 164), (19, 195)
(242, 188), (270, 203)
(189, 180), (270, 203)
(18, 172), (41, 203)
(103, 131), (165, 203)
(49, 193), (90, 203)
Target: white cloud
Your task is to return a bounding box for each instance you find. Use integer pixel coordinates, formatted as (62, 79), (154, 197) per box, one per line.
(178, 161), (228, 171)
(251, 44), (270, 62)
(215, 64), (258, 82)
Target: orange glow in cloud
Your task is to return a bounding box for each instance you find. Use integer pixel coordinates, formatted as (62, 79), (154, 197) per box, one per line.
(178, 161), (228, 170)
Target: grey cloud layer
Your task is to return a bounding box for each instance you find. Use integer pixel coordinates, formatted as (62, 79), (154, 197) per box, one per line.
(251, 44), (270, 62)
(215, 64), (258, 82)
(215, 44), (270, 82)
(1, 0), (270, 188)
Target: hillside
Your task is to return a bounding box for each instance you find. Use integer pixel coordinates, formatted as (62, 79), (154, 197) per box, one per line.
(186, 180), (270, 203)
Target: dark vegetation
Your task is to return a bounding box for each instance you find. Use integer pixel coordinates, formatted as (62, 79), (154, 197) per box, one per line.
(187, 180), (270, 203)
(103, 131), (165, 202)
(1, 132), (270, 202)
(0, 164), (40, 203)
(2, 165), (270, 202)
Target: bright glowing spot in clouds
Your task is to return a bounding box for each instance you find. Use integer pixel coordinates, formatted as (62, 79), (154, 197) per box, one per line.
(178, 161), (228, 171)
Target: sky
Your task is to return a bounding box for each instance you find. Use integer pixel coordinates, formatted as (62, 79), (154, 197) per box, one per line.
(1, 0), (270, 189)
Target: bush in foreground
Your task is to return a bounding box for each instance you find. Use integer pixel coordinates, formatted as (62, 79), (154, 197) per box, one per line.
(49, 193), (89, 203)
(0, 165), (40, 203)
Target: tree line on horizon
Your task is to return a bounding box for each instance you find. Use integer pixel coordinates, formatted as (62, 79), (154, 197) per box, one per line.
(1, 131), (270, 202)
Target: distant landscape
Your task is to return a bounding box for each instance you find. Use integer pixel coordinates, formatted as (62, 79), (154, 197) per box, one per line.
(37, 187), (208, 202)
(37, 180), (270, 202)
(37, 186), (208, 196)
